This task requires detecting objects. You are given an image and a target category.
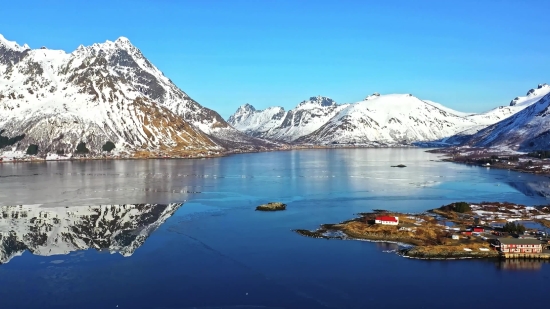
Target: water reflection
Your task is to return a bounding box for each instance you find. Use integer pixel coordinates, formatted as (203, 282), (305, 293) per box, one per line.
(496, 259), (549, 271)
(0, 203), (182, 264)
(507, 181), (550, 198)
(374, 242), (400, 252)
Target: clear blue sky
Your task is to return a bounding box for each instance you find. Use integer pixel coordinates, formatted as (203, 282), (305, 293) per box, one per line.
(1, 0), (549, 118)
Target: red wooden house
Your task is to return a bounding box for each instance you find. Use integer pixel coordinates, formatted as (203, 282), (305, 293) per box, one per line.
(375, 216), (399, 225)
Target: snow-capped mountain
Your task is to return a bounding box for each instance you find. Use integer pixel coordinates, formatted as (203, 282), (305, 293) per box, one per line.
(296, 94), (481, 144)
(0, 34), (267, 155)
(231, 85), (550, 146)
(0, 203), (182, 264)
(462, 90), (550, 150)
(228, 96), (349, 142)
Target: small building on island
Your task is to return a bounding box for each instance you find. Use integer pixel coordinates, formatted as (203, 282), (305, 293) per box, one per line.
(375, 216), (399, 225)
(495, 238), (543, 254)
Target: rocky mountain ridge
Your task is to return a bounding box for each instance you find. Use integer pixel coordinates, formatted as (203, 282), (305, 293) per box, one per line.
(228, 96), (349, 142)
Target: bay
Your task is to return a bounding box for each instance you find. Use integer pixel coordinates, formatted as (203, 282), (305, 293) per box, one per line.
(0, 148), (549, 308)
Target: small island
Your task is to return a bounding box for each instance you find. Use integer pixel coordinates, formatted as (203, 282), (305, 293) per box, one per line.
(295, 202), (550, 259)
(256, 202), (286, 211)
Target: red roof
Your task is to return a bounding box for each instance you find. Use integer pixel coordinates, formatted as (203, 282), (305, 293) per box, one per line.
(376, 216), (398, 222)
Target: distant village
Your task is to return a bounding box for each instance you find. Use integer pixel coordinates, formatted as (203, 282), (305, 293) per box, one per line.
(372, 202), (550, 258)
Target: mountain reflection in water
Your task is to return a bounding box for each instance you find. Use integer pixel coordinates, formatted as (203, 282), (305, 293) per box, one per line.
(0, 203), (182, 264)
(507, 181), (550, 198)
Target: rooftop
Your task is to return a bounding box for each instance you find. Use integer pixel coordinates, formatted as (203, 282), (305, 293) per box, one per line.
(376, 216), (398, 222)
(497, 238), (542, 245)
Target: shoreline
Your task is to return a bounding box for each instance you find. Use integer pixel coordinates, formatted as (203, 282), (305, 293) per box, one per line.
(0, 144), (423, 164)
(427, 147), (550, 176)
(295, 204), (550, 260)
(296, 228), (501, 260)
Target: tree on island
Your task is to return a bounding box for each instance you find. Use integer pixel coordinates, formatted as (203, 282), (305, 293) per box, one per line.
(102, 141), (116, 152)
(503, 222), (526, 235)
(26, 144), (38, 155)
(75, 142), (90, 154)
(454, 202), (471, 213)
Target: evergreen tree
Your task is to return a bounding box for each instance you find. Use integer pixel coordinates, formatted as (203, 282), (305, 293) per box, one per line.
(454, 202), (471, 213)
(75, 142), (90, 154)
(503, 222), (526, 234)
(26, 144), (39, 155)
(0, 130), (25, 149)
(102, 141), (116, 152)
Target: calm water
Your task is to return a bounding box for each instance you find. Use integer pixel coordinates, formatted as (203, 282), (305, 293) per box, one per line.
(1, 148), (549, 309)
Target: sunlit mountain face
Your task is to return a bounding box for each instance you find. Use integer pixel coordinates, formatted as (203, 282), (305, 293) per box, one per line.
(0, 203), (182, 264)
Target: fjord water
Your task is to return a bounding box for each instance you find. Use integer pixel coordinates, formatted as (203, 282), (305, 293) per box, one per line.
(1, 149), (549, 309)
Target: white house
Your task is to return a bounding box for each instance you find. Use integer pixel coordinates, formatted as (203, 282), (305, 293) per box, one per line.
(375, 216), (399, 225)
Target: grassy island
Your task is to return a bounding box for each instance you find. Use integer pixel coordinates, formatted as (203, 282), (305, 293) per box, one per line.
(295, 202), (550, 260)
(256, 202), (286, 211)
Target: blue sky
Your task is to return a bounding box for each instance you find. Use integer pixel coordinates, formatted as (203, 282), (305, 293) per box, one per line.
(1, 0), (549, 118)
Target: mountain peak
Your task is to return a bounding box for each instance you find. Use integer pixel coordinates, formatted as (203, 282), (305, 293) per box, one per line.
(509, 83), (550, 106)
(115, 37), (135, 50)
(526, 83), (549, 96)
(238, 103), (256, 113)
(115, 36), (131, 44)
(298, 96), (335, 108)
(77, 37), (137, 55)
(0, 33), (27, 51)
(364, 92), (381, 100)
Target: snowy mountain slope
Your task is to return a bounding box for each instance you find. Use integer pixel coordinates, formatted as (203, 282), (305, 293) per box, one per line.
(0, 34), (267, 154)
(295, 94), (482, 144)
(463, 91), (550, 150)
(69, 37), (266, 148)
(436, 83), (550, 146)
(0, 203), (182, 264)
(465, 84), (550, 126)
(228, 96), (349, 142)
(228, 104), (286, 136)
(423, 100), (472, 117)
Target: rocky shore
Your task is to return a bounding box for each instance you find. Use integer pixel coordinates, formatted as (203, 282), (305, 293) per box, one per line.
(401, 247), (500, 259)
(256, 202), (286, 211)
